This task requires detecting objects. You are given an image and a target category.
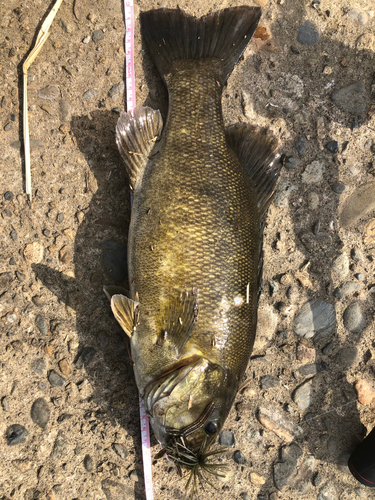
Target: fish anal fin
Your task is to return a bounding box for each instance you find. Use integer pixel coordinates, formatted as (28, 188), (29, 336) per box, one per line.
(111, 294), (139, 338)
(116, 106), (163, 190)
(159, 291), (199, 355)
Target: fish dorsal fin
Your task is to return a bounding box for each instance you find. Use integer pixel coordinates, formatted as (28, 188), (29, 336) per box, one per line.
(159, 291), (199, 356)
(226, 123), (281, 219)
(116, 106), (163, 190)
(226, 124), (281, 302)
(104, 286), (139, 338)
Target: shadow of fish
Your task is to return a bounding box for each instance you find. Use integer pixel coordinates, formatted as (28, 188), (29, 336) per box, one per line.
(105, 6), (281, 496)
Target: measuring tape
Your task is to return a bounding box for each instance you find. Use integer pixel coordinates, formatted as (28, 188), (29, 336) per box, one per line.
(124, 2), (154, 499)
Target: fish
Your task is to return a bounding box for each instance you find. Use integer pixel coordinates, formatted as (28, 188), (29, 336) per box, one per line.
(105, 5), (281, 495)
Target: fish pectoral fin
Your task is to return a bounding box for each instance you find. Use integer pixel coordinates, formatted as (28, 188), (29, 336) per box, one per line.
(159, 291), (199, 355)
(116, 106), (163, 190)
(110, 294), (139, 338)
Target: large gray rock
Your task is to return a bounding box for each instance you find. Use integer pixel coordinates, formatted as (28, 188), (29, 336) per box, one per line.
(339, 182), (375, 228)
(293, 300), (336, 339)
(331, 82), (367, 115)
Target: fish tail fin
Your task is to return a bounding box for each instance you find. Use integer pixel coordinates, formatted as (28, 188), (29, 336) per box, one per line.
(140, 7), (261, 85)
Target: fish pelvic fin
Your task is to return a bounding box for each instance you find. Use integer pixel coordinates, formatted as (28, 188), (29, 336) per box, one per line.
(103, 286), (139, 337)
(116, 106), (163, 190)
(140, 7), (261, 86)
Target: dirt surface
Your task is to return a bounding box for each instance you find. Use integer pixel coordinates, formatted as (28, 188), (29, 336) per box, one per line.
(1, 0), (375, 499)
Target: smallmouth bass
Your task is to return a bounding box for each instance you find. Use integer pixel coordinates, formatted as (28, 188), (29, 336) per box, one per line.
(105, 5), (281, 494)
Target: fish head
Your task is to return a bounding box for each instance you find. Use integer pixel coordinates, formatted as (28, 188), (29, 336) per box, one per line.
(146, 356), (237, 469)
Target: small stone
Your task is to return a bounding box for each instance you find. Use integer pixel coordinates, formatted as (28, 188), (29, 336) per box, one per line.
(261, 375), (280, 389)
(83, 36), (90, 43)
(12, 459), (32, 472)
(35, 315), (48, 335)
(233, 450), (247, 464)
(331, 82), (367, 115)
(48, 369), (66, 387)
(57, 213), (64, 223)
(50, 431), (70, 460)
(273, 443), (302, 491)
(356, 32), (375, 51)
(31, 358), (46, 374)
(257, 406), (303, 443)
(59, 99), (71, 122)
(307, 192), (319, 210)
(293, 378), (314, 410)
(30, 398), (50, 428)
(293, 300), (336, 339)
(296, 343), (316, 362)
(355, 379), (375, 405)
(112, 442), (129, 460)
(1, 396), (10, 412)
(363, 219), (375, 247)
(313, 472), (322, 486)
(295, 136), (308, 155)
(355, 273), (364, 281)
(59, 359), (70, 376)
(108, 81), (125, 100)
(250, 472), (266, 485)
(336, 347), (358, 369)
(331, 253), (349, 279)
(92, 30), (105, 43)
(38, 85), (60, 100)
(10, 231), (17, 240)
(343, 302), (366, 333)
(340, 183), (375, 229)
(4, 191), (14, 201)
(299, 363), (320, 376)
(84, 454), (94, 472)
(255, 305), (278, 350)
(240, 494), (251, 500)
(59, 245), (72, 264)
(337, 451), (351, 473)
(24, 241), (44, 263)
(83, 88), (97, 99)
(10, 139), (45, 150)
(332, 182), (346, 194)
(43, 228), (51, 237)
(302, 161), (324, 184)
(63, 228), (75, 240)
(219, 430), (235, 447)
(325, 140), (339, 153)
(5, 424), (29, 446)
(333, 282), (360, 299)
(4, 122), (13, 131)
(317, 483), (337, 500)
(129, 470), (139, 482)
(32, 295), (45, 307)
(284, 157), (299, 170)
(297, 21), (320, 45)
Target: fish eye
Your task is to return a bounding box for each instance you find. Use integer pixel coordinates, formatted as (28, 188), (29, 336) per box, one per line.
(204, 421), (218, 435)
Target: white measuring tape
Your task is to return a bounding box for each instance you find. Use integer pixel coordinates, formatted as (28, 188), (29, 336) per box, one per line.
(123, 2), (154, 499)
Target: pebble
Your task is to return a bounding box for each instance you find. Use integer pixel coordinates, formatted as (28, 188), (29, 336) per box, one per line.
(59, 245), (72, 264)
(30, 398), (50, 428)
(101, 479), (133, 500)
(101, 241), (128, 282)
(57, 213), (64, 223)
(108, 81), (125, 100)
(363, 219), (375, 247)
(12, 459), (32, 472)
(299, 363), (321, 376)
(219, 430), (236, 447)
(325, 141), (339, 153)
(307, 192), (319, 210)
(337, 451), (351, 473)
(293, 300), (336, 339)
(4, 122), (13, 131)
(59, 99), (71, 122)
(313, 472), (322, 486)
(356, 32), (375, 52)
(295, 136), (308, 155)
(1, 396), (10, 412)
(355, 273), (364, 281)
(273, 443), (302, 490)
(50, 431), (70, 459)
(293, 378), (314, 410)
(257, 406), (303, 443)
(260, 375), (280, 389)
(31, 358), (46, 374)
(297, 21), (320, 45)
(83, 88), (98, 99)
(333, 281), (360, 298)
(331, 253), (349, 279)
(58, 359), (70, 376)
(24, 241), (44, 263)
(317, 483), (337, 500)
(284, 157), (299, 169)
(84, 454), (94, 472)
(272, 181), (298, 208)
(355, 379), (375, 405)
(83, 36), (90, 43)
(296, 343), (315, 362)
(38, 84), (60, 100)
(112, 442), (129, 459)
(75, 347), (96, 369)
(348, 9), (369, 25)
(35, 315), (49, 336)
(250, 472), (266, 485)
(331, 82), (367, 115)
(5, 424), (29, 446)
(48, 369), (66, 387)
(233, 450), (247, 464)
(343, 302), (366, 333)
(10, 139), (45, 150)
(332, 182), (346, 194)
(301, 161), (324, 184)
(240, 494), (251, 500)
(92, 29), (105, 42)
(4, 191), (14, 201)
(336, 347), (358, 369)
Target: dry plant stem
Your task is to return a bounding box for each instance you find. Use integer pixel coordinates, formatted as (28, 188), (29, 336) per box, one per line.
(22, 0), (64, 201)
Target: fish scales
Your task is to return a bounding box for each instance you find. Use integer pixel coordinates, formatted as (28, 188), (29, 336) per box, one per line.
(108, 5), (281, 493)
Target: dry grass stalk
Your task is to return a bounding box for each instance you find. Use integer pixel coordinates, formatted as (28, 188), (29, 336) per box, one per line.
(23, 0), (64, 201)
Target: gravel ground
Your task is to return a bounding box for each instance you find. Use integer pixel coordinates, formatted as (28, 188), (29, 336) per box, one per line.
(1, 0), (375, 499)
